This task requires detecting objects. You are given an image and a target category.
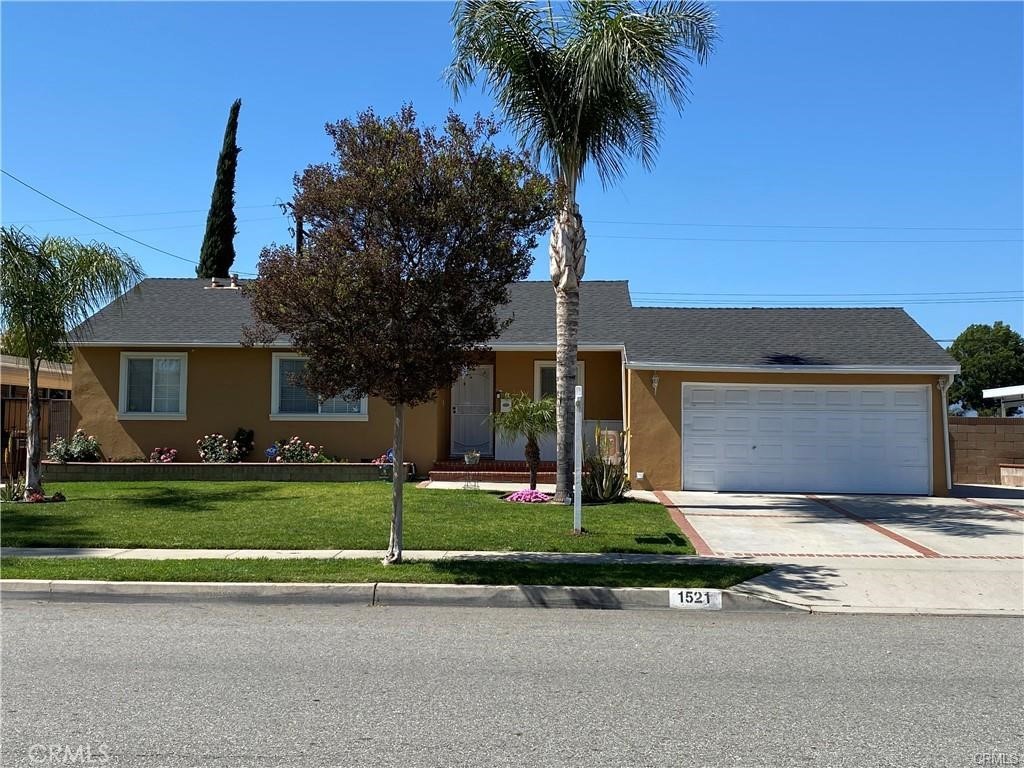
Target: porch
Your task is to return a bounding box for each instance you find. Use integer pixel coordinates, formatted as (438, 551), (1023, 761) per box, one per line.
(444, 349), (626, 464)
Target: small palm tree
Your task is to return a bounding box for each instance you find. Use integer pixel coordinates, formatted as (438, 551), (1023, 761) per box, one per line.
(1, 228), (143, 498)
(492, 392), (556, 490)
(449, 0), (717, 501)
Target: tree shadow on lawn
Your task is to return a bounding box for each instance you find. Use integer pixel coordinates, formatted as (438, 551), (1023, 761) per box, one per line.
(102, 485), (307, 514)
(0, 503), (98, 548)
(425, 559), (765, 590)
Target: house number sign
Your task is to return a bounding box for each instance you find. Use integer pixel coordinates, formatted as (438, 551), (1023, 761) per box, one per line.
(669, 589), (722, 610)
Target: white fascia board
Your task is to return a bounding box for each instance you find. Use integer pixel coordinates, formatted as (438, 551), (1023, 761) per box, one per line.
(488, 343), (627, 353)
(982, 384), (1024, 399)
(625, 362), (961, 375)
(71, 341), (292, 348)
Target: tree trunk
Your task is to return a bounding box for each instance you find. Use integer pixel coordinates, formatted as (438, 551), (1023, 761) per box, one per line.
(549, 199), (586, 503)
(384, 402), (405, 565)
(25, 357), (42, 498)
(524, 437), (540, 491)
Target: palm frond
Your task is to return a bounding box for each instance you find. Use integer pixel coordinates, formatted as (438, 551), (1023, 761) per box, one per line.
(449, 0), (717, 190)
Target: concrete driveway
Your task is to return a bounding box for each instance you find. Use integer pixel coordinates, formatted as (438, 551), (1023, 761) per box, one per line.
(656, 487), (1024, 615)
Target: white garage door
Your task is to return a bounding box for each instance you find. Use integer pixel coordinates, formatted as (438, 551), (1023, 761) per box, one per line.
(682, 384), (931, 494)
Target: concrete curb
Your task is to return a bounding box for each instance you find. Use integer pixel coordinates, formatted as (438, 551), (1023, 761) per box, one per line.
(0, 579), (800, 612)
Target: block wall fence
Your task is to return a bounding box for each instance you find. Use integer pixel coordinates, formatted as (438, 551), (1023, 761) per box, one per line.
(948, 417), (1024, 486)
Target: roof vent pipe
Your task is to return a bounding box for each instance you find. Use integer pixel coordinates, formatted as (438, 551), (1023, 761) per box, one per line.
(230, 273), (239, 288)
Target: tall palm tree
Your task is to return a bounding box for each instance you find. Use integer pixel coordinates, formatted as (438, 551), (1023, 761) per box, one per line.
(448, 0), (717, 501)
(492, 392), (557, 489)
(1, 228), (143, 497)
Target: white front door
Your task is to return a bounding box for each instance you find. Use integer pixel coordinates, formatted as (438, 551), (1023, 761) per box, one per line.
(682, 383), (931, 494)
(451, 365), (493, 456)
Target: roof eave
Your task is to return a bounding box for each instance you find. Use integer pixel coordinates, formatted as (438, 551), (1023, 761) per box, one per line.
(624, 362), (961, 375)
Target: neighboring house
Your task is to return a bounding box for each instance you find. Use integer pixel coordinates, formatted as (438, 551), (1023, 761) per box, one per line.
(981, 384), (1024, 417)
(70, 278), (960, 495)
(1, 354), (73, 474)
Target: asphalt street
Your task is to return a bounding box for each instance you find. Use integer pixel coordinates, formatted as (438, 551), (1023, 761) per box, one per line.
(1, 600), (1021, 768)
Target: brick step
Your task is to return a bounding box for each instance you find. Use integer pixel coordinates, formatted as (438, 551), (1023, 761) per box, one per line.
(431, 460), (556, 472)
(428, 470), (557, 484)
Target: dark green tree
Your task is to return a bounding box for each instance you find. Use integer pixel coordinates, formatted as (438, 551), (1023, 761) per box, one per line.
(197, 99), (242, 278)
(948, 321), (1024, 412)
(245, 106), (554, 563)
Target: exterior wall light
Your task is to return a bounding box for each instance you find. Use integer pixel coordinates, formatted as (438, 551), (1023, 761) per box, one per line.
(651, 372), (660, 395)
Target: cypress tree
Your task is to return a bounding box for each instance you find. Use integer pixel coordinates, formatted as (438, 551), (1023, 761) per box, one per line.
(197, 99), (242, 278)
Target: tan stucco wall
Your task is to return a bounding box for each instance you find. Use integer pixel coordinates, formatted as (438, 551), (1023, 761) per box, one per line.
(494, 351), (623, 421)
(627, 369), (949, 496)
(72, 347), (440, 470)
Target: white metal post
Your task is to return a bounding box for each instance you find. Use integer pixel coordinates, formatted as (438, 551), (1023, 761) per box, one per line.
(573, 384), (583, 532)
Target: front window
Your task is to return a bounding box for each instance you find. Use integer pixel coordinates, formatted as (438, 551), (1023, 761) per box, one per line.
(534, 361), (584, 402)
(119, 353), (187, 418)
(272, 355), (367, 420)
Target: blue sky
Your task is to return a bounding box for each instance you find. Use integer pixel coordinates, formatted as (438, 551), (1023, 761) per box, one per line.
(2, 1), (1021, 343)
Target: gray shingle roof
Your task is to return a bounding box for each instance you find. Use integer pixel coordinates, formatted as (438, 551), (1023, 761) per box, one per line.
(626, 307), (957, 369)
(72, 278), (957, 370)
(71, 279), (634, 348)
(72, 279), (259, 346)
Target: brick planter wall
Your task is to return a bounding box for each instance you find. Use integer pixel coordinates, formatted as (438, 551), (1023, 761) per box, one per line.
(948, 417), (1024, 485)
(41, 461), (414, 483)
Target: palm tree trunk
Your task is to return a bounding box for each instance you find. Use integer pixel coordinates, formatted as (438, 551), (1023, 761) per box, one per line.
(384, 402), (405, 565)
(550, 200), (586, 503)
(525, 437), (540, 490)
(25, 356), (42, 498)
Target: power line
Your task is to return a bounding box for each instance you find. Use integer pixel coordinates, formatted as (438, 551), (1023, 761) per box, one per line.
(588, 218), (1022, 232)
(2, 169), (200, 267)
(5, 204), (281, 225)
(62, 215), (283, 237)
(1, 169), (259, 276)
(5, 200), (1019, 234)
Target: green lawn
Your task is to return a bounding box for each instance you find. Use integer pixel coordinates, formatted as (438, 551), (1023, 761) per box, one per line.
(0, 481), (693, 554)
(0, 557), (766, 588)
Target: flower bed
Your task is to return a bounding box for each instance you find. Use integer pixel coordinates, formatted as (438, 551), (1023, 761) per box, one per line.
(41, 461), (415, 483)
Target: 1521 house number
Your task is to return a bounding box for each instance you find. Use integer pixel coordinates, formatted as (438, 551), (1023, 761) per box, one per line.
(669, 589), (723, 610)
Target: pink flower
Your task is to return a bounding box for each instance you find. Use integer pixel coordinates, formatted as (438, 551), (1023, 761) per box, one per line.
(505, 489), (551, 503)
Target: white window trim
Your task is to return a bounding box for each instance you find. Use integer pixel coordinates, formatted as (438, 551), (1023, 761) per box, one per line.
(117, 352), (188, 420)
(534, 360), (585, 406)
(270, 353), (369, 422)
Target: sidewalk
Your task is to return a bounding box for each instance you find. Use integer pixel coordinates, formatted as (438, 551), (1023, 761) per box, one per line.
(0, 547), (733, 565)
(4, 547), (1020, 616)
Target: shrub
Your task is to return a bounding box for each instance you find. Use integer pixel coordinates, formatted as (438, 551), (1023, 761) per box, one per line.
(47, 429), (102, 462)
(581, 426), (629, 504)
(196, 433), (245, 463)
(272, 436), (325, 463)
(149, 447), (178, 463)
(233, 428), (255, 460)
(0, 476), (26, 502)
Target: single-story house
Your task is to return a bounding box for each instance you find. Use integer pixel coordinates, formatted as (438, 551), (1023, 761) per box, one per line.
(70, 277), (960, 495)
